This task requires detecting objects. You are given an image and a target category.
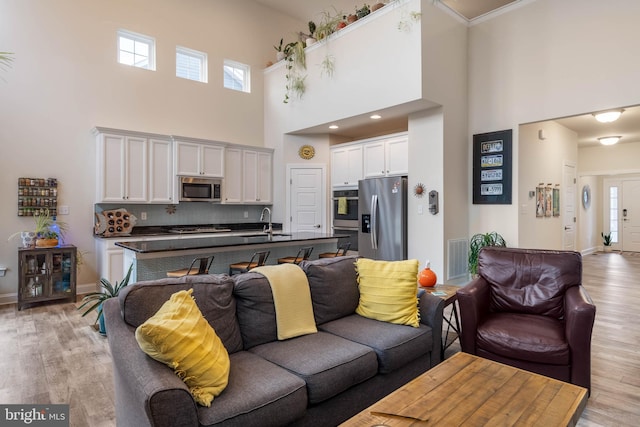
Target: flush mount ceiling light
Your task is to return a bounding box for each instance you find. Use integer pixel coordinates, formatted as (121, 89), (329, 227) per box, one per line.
(370, 114), (382, 120)
(329, 124), (339, 129)
(598, 136), (621, 146)
(593, 109), (624, 123)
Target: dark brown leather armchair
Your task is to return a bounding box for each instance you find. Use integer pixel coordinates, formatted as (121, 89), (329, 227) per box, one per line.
(457, 247), (596, 393)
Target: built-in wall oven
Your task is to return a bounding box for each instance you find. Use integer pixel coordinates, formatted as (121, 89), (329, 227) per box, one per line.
(332, 189), (359, 251)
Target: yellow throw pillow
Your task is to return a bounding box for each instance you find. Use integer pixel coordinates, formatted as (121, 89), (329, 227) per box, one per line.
(355, 258), (420, 327)
(135, 289), (230, 407)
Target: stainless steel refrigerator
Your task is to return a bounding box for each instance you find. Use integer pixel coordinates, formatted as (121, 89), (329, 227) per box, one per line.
(358, 176), (408, 260)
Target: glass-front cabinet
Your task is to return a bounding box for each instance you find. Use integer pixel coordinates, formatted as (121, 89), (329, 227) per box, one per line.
(18, 245), (76, 310)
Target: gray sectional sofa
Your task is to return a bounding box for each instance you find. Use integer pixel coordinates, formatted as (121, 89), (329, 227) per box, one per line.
(103, 256), (444, 427)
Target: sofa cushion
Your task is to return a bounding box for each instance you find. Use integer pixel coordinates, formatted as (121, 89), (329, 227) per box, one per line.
(135, 289), (230, 407)
(249, 331), (378, 405)
(119, 274), (243, 353)
(355, 258), (420, 327)
(319, 314), (433, 374)
(477, 312), (570, 365)
(233, 272), (278, 349)
(300, 256), (360, 325)
(479, 247), (582, 319)
(197, 351), (308, 427)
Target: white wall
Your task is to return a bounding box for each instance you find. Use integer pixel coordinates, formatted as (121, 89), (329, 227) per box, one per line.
(0, 0), (303, 301)
(518, 121), (577, 249)
(264, 0), (468, 279)
(468, 0), (640, 248)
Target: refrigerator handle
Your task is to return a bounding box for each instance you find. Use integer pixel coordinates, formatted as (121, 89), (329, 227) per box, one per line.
(371, 194), (378, 250)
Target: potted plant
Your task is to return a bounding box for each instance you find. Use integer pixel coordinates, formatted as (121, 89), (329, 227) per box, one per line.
(601, 232), (612, 252)
(468, 232), (507, 276)
(274, 38), (286, 61)
(8, 208), (67, 248)
(78, 264), (133, 335)
(356, 4), (371, 19)
(306, 21), (317, 46)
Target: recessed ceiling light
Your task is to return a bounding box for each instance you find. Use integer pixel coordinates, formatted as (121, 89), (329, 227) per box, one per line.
(370, 114), (382, 120)
(593, 109), (624, 123)
(598, 136), (621, 146)
(329, 124), (339, 130)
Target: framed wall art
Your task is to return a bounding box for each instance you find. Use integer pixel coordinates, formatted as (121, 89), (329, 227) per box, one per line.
(552, 187), (560, 217)
(473, 129), (512, 204)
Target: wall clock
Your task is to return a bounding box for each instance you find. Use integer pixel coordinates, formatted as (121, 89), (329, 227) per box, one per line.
(298, 144), (315, 160)
(582, 185), (591, 209)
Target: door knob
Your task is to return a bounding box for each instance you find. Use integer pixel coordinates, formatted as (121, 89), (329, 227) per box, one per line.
(564, 226), (570, 230)
(314, 224), (321, 228)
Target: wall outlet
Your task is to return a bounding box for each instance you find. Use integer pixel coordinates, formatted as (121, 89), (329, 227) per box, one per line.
(140, 212), (147, 220)
(58, 205), (69, 215)
(244, 211), (249, 218)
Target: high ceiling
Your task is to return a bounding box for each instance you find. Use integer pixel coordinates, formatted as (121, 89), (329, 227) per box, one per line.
(254, 0), (523, 22)
(254, 1), (640, 146)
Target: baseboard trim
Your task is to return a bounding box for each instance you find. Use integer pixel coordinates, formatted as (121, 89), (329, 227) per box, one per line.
(0, 282), (97, 306)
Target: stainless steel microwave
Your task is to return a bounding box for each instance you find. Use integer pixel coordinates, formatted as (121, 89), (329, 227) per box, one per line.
(179, 177), (222, 202)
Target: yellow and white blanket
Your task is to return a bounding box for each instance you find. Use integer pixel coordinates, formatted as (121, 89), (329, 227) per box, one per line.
(252, 264), (317, 340)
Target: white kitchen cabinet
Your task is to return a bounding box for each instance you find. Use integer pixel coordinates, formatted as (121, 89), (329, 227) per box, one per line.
(242, 149), (272, 204)
(363, 134), (408, 178)
(331, 144), (363, 188)
(148, 138), (174, 203)
(175, 140), (224, 177)
(96, 133), (147, 203)
(95, 128), (174, 204)
(223, 147), (243, 203)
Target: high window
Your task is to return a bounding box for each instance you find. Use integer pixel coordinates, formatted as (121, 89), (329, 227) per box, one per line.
(176, 46), (207, 83)
(223, 59), (250, 93)
(117, 30), (155, 70)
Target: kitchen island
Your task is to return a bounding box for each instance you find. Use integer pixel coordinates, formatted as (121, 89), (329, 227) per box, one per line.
(116, 232), (341, 281)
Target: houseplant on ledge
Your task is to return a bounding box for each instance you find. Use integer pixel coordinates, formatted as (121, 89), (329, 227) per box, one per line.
(78, 264), (133, 335)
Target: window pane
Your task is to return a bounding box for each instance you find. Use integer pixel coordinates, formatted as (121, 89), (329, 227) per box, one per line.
(610, 187), (618, 243)
(135, 40), (149, 56)
(119, 51), (134, 65)
(120, 37), (134, 52)
(117, 30), (155, 70)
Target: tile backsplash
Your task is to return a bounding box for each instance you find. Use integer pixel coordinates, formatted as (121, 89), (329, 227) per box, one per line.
(95, 203), (268, 227)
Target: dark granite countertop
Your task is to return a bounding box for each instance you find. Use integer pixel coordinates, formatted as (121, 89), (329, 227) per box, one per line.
(94, 223), (283, 239)
(115, 232), (342, 253)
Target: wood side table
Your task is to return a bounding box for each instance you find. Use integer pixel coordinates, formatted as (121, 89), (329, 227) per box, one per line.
(421, 284), (461, 358)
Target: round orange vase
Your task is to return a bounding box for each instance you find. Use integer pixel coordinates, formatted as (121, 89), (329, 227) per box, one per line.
(418, 261), (437, 287)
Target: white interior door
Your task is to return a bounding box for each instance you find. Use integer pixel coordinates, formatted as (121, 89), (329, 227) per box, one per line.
(562, 162), (576, 251)
(622, 179), (640, 252)
(289, 167), (325, 233)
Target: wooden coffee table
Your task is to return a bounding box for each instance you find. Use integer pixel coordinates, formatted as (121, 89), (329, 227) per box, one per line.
(340, 352), (587, 426)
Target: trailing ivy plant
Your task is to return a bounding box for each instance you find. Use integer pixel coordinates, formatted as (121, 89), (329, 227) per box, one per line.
(283, 41), (307, 103)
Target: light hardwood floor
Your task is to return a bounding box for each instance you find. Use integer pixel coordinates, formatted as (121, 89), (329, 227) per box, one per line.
(1, 252), (639, 426)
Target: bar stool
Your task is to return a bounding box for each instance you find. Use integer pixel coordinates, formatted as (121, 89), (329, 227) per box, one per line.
(318, 242), (351, 258)
(229, 251), (270, 275)
(167, 255), (215, 277)
(277, 246), (314, 265)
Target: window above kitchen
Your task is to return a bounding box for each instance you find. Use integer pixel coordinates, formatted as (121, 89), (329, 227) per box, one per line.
(223, 59), (250, 93)
(176, 46), (207, 83)
(117, 29), (155, 70)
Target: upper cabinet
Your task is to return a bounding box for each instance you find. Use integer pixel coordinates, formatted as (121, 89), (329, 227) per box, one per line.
(363, 134), (408, 178)
(331, 144), (363, 188)
(96, 129), (173, 204)
(243, 150), (272, 204)
(174, 139), (224, 177)
(223, 147), (243, 203)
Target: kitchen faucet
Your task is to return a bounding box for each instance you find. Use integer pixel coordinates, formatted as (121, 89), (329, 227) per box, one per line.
(260, 207), (272, 236)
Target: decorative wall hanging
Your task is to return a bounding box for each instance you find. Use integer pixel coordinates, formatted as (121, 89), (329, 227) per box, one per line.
(536, 186), (545, 217)
(413, 182), (426, 197)
(473, 130), (512, 204)
(298, 144), (315, 160)
(553, 186), (560, 217)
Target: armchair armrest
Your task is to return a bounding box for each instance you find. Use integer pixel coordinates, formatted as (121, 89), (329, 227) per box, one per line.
(419, 291), (444, 366)
(564, 285), (596, 392)
(103, 299), (199, 427)
(456, 277), (491, 354)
